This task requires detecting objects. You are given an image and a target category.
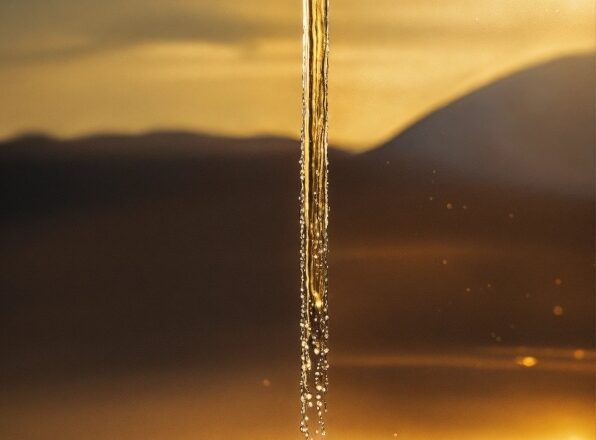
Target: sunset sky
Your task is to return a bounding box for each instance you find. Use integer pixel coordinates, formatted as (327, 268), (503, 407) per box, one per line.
(0, 0), (594, 149)
(1, 3), (594, 440)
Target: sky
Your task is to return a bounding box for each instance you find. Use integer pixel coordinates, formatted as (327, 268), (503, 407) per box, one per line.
(0, 0), (594, 150)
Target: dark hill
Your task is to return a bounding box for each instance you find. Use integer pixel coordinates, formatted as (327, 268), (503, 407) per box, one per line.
(366, 53), (595, 195)
(0, 55), (593, 389)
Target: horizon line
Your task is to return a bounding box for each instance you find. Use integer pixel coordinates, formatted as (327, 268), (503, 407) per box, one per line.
(1, 49), (592, 151)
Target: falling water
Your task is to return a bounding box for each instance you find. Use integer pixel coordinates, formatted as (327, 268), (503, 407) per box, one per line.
(299, 0), (330, 438)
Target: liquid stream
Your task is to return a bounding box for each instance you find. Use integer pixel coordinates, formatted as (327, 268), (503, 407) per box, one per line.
(299, 0), (330, 438)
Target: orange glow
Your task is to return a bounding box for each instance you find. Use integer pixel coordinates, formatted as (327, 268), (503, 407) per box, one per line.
(573, 350), (586, 360)
(1, 356), (593, 440)
(516, 356), (538, 368)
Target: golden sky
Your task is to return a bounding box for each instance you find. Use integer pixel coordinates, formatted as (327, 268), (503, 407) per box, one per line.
(0, 0), (594, 150)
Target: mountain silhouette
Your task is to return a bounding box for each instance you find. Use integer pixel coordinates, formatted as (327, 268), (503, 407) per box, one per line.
(0, 54), (593, 389)
(367, 53), (594, 195)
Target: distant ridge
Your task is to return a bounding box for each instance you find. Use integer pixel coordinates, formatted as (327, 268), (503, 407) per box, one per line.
(366, 53), (595, 194)
(2, 54), (593, 192)
(1, 130), (300, 157)
(1, 130), (354, 163)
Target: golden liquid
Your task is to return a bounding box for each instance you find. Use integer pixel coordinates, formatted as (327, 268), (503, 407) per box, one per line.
(299, 0), (330, 438)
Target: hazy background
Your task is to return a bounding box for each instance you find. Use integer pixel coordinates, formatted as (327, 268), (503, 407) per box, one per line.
(0, 0), (594, 148)
(1, 1), (595, 440)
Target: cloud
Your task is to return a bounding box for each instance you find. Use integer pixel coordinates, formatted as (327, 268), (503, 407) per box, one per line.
(0, 2), (294, 65)
(2, 0), (592, 66)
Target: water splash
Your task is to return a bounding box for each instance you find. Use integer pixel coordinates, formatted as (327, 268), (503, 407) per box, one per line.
(299, 0), (330, 438)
